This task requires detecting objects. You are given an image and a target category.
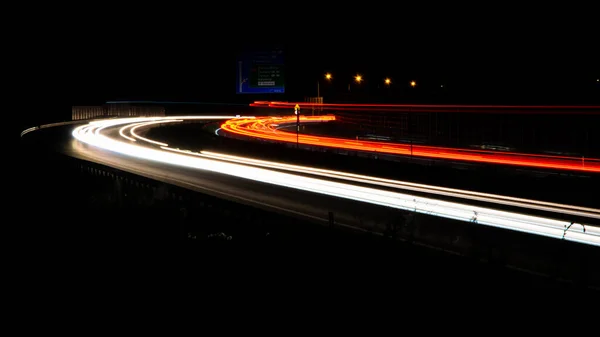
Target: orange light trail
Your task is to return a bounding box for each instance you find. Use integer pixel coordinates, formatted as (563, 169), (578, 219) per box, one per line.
(220, 115), (600, 173)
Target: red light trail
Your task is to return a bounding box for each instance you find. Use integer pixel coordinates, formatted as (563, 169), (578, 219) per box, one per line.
(250, 101), (600, 114)
(220, 115), (600, 173)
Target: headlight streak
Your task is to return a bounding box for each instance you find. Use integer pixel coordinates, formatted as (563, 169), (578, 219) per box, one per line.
(194, 151), (600, 220)
(129, 119), (183, 146)
(119, 123), (141, 142)
(72, 117), (600, 247)
(20, 126), (39, 137)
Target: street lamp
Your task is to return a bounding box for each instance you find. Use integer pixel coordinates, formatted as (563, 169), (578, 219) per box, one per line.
(325, 73), (332, 80)
(384, 78), (391, 85)
(408, 80), (417, 155)
(350, 74), (363, 91)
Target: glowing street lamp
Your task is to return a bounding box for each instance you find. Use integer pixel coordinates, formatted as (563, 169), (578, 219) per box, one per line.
(355, 74), (363, 83)
(410, 80), (417, 87)
(325, 73), (332, 80)
(384, 78), (391, 85)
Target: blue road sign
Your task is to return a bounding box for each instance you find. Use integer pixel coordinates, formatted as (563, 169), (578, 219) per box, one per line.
(236, 47), (285, 94)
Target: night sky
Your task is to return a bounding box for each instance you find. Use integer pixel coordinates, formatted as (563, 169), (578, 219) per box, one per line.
(62, 10), (598, 124)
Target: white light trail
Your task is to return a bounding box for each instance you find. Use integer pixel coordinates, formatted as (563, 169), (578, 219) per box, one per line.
(130, 120), (183, 146)
(20, 126), (38, 137)
(195, 151), (600, 220)
(72, 117), (600, 247)
(118, 124), (138, 142)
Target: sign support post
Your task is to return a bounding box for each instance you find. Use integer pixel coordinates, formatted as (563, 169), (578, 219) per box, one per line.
(294, 104), (300, 149)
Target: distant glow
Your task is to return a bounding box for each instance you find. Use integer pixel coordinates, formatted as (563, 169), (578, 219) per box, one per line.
(325, 73), (332, 80)
(440, 84), (444, 88)
(410, 81), (417, 87)
(384, 78), (391, 85)
(355, 74), (362, 83)
(70, 116), (600, 247)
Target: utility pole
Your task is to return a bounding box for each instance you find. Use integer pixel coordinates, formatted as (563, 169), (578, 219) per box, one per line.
(317, 80), (320, 99)
(315, 81), (319, 116)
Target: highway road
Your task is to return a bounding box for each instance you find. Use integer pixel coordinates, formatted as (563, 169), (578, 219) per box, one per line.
(220, 115), (600, 173)
(48, 116), (600, 247)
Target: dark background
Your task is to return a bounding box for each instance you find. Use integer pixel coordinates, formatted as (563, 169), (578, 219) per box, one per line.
(66, 8), (598, 107)
(10, 6), (596, 132)
(70, 36), (598, 106)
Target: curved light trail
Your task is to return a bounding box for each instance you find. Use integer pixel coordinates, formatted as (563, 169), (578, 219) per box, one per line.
(130, 119), (182, 146)
(67, 116), (600, 247)
(219, 116), (600, 173)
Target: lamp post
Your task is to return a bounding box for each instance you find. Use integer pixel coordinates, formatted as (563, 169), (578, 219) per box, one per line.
(319, 73), (332, 97)
(315, 73), (332, 115)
